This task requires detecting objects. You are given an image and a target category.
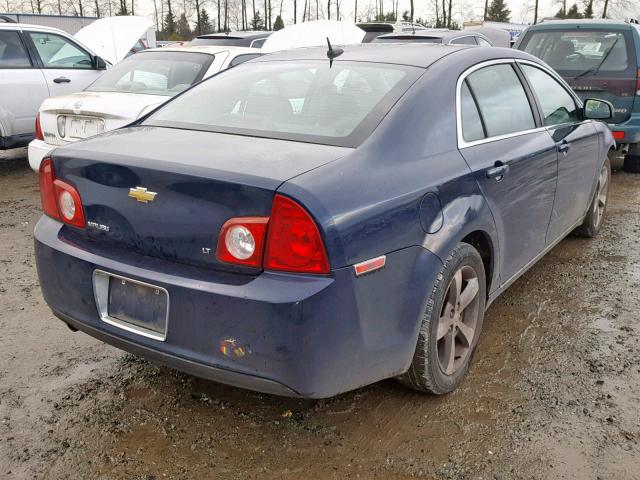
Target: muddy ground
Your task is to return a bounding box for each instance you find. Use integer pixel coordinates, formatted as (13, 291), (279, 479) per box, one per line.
(0, 148), (638, 480)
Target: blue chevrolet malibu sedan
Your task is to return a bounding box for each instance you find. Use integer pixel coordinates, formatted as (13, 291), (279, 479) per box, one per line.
(35, 44), (614, 398)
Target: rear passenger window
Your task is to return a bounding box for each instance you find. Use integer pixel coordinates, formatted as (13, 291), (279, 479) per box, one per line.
(0, 31), (31, 68)
(521, 64), (578, 126)
(460, 81), (485, 142)
(466, 64), (535, 137)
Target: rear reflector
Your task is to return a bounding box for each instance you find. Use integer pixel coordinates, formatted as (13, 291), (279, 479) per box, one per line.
(612, 130), (625, 140)
(636, 68), (640, 96)
(354, 255), (386, 276)
(38, 158), (86, 228)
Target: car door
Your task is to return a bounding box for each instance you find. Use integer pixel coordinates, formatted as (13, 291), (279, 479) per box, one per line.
(518, 62), (600, 241)
(0, 29), (49, 145)
(458, 62), (558, 282)
(24, 30), (103, 96)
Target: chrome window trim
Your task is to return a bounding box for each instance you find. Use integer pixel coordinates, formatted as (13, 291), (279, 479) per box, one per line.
(93, 269), (169, 342)
(456, 58), (584, 149)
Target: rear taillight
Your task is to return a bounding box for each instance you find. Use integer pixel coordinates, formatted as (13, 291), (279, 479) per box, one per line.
(216, 217), (268, 268)
(264, 195), (329, 274)
(216, 194), (330, 274)
(35, 113), (44, 141)
(612, 130), (625, 140)
(38, 158), (86, 228)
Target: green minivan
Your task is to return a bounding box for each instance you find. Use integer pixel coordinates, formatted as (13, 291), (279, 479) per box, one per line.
(514, 19), (640, 172)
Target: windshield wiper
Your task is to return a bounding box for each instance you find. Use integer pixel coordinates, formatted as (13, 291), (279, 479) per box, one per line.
(573, 37), (619, 80)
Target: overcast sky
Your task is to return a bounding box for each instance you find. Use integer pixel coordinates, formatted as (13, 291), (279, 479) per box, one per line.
(133, 0), (632, 29)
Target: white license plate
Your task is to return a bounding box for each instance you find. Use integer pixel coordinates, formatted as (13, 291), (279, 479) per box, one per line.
(64, 116), (104, 139)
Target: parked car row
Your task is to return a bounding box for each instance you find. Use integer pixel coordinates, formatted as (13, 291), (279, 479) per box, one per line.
(29, 45), (262, 170)
(34, 38), (615, 398)
(0, 16), (151, 150)
(514, 19), (640, 172)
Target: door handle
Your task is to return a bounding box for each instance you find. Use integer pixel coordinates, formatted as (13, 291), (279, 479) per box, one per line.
(485, 161), (509, 180)
(557, 140), (570, 154)
(53, 76), (71, 84)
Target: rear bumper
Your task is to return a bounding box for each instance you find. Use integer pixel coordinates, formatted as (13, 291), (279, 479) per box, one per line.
(34, 216), (441, 398)
(28, 139), (55, 172)
(53, 309), (299, 397)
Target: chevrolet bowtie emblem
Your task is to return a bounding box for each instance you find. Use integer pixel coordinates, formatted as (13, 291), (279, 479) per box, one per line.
(128, 186), (157, 203)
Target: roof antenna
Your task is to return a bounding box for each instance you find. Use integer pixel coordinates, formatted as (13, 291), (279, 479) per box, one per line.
(326, 37), (344, 68)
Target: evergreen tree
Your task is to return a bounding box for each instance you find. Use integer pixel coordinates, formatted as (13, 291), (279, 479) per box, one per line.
(565, 3), (583, 18)
(251, 11), (265, 30)
(164, 10), (177, 36)
(375, 11), (396, 21)
(177, 12), (192, 39)
(401, 9), (409, 21)
(197, 8), (213, 34)
(485, 0), (510, 22)
(273, 14), (284, 30)
(583, 0), (593, 18)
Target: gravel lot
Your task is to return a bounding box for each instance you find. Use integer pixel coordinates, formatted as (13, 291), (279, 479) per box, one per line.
(1, 148), (639, 479)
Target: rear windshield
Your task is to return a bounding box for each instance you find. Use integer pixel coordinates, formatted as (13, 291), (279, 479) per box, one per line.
(520, 29), (632, 74)
(86, 51), (213, 96)
(373, 36), (443, 44)
(143, 60), (419, 147)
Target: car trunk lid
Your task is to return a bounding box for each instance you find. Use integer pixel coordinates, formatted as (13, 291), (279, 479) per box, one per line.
(39, 92), (168, 147)
(51, 127), (349, 273)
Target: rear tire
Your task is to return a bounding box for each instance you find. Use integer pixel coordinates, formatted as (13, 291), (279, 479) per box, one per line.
(397, 243), (486, 395)
(574, 156), (610, 238)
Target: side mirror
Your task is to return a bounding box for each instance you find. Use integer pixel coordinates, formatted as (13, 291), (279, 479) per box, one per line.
(93, 55), (107, 70)
(583, 98), (613, 120)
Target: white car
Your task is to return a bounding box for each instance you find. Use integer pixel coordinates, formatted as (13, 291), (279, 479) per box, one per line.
(28, 45), (262, 171)
(0, 17), (151, 150)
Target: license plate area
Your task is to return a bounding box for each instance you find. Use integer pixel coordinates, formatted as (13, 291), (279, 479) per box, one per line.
(62, 115), (105, 139)
(93, 270), (169, 341)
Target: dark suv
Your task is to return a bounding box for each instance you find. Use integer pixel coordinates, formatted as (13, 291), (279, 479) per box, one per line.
(514, 19), (640, 172)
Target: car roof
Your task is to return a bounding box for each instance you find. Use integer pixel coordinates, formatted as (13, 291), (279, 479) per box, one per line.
(142, 45), (259, 56)
(0, 22), (71, 34)
(528, 18), (638, 29)
(195, 31), (271, 39)
(375, 29), (481, 41)
(252, 43), (508, 68)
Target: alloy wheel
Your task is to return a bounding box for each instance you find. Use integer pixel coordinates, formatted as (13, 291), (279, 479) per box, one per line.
(593, 163), (609, 229)
(436, 265), (481, 376)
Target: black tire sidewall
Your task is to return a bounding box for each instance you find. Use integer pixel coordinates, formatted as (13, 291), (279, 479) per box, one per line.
(425, 243), (487, 393)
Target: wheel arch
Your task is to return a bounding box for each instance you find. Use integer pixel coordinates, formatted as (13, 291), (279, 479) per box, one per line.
(421, 186), (501, 297)
(460, 230), (495, 298)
